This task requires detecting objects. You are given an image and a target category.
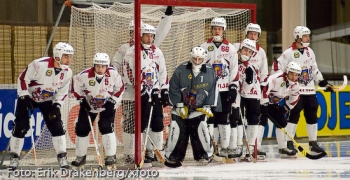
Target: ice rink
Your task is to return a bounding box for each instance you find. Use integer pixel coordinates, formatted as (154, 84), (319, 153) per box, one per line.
(1, 140), (349, 179)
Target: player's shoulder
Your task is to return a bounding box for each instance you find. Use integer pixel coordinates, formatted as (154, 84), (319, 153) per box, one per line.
(32, 57), (52, 66)
(78, 67), (93, 76)
(107, 67), (120, 75)
(256, 44), (266, 53)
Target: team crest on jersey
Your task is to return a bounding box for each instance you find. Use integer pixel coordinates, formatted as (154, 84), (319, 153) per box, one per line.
(280, 82), (285, 87)
(188, 74), (192, 80)
(145, 70), (154, 91)
(208, 45), (214, 52)
(40, 88), (55, 99)
(46, 70), (52, 76)
(299, 67), (312, 85)
(142, 52), (146, 59)
(89, 80), (95, 86)
(294, 52), (300, 58)
(91, 94), (106, 110)
(184, 89), (197, 110)
(212, 60), (228, 79)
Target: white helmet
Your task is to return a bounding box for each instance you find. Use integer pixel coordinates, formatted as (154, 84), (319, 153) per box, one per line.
(53, 42), (74, 69)
(239, 39), (256, 52)
(293, 26), (311, 40)
(286, 61), (302, 74)
(93, 52), (110, 66)
(129, 19), (144, 31)
(140, 23), (156, 37)
(211, 17), (227, 31)
(245, 23), (261, 37)
(190, 46), (208, 60)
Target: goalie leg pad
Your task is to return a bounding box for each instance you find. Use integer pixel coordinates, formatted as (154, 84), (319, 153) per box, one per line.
(102, 133), (117, 156)
(164, 114), (189, 162)
(75, 136), (89, 156)
(98, 110), (115, 135)
(189, 115), (213, 160)
(52, 135), (66, 154)
(10, 136), (24, 156)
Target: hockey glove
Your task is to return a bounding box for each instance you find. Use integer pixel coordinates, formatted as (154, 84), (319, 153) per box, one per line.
(161, 89), (170, 107)
(228, 84), (238, 103)
(176, 103), (188, 119)
(49, 103), (61, 120)
(80, 98), (91, 112)
(245, 66), (254, 84)
(196, 105), (213, 118)
(104, 97), (116, 110)
(18, 95), (33, 110)
(151, 89), (161, 106)
(319, 79), (334, 92)
(260, 103), (268, 115)
(141, 85), (150, 102)
(165, 6), (174, 16)
(279, 105), (290, 115)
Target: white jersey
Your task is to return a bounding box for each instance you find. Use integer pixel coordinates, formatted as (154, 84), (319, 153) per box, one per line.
(236, 60), (261, 99)
(71, 67), (125, 113)
(200, 38), (239, 91)
(123, 45), (169, 94)
(261, 72), (300, 109)
(271, 42), (324, 95)
(17, 57), (72, 107)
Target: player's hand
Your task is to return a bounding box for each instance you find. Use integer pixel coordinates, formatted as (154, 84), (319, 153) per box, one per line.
(176, 103), (188, 119)
(104, 97), (116, 110)
(260, 103), (268, 115)
(165, 6), (174, 16)
(151, 89), (161, 106)
(80, 98), (91, 112)
(279, 105), (290, 115)
(18, 95), (33, 110)
(228, 84), (238, 103)
(49, 103), (61, 120)
(245, 66), (254, 84)
(319, 79), (334, 92)
(161, 89), (170, 107)
(141, 85), (150, 102)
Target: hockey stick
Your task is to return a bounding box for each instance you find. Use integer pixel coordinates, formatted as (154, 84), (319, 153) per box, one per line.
(238, 109), (257, 163)
(95, 113), (106, 161)
(145, 133), (165, 164)
(139, 105), (153, 169)
(266, 114), (327, 160)
(302, 75), (348, 91)
(28, 109), (43, 166)
(87, 112), (104, 168)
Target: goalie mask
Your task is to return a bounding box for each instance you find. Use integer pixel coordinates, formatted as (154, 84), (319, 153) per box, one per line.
(239, 39), (256, 62)
(210, 17), (226, 42)
(53, 42), (74, 69)
(140, 24), (156, 49)
(293, 26), (311, 47)
(93, 52), (110, 78)
(286, 61), (302, 83)
(190, 46), (207, 73)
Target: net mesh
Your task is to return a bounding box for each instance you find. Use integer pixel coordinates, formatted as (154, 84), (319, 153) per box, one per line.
(21, 2), (253, 166)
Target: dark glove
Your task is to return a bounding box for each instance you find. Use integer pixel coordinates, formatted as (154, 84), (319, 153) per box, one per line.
(319, 79), (334, 92)
(141, 85), (149, 102)
(151, 89), (161, 106)
(228, 84), (238, 103)
(104, 97), (116, 110)
(165, 6), (174, 16)
(245, 66), (254, 84)
(260, 103), (268, 115)
(279, 105), (290, 115)
(18, 95), (33, 110)
(161, 89), (170, 107)
(80, 98), (91, 112)
(49, 103), (61, 120)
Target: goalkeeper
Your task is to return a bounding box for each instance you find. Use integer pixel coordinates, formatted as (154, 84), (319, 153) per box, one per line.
(164, 46), (219, 168)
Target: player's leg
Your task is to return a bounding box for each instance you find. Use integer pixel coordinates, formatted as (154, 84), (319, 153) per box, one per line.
(39, 101), (69, 169)
(99, 107), (117, 168)
(215, 92), (231, 157)
(148, 102), (164, 163)
(8, 99), (36, 170)
(286, 95), (304, 153)
(243, 98), (260, 157)
(189, 115), (213, 163)
(257, 103), (268, 159)
(304, 95), (325, 154)
(228, 106), (242, 158)
(164, 114), (190, 168)
(268, 105), (296, 158)
(121, 100), (136, 165)
(140, 100), (154, 165)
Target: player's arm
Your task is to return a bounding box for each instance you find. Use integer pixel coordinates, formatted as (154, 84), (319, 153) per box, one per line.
(154, 6), (173, 47)
(259, 48), (269, 81)
(70, 72), (85, 100)
(260, 74), (275, 105)
(158, 51), (169, 90)
(110, 69), (125, 105)
(271, 50), (289, 75)
(17, 61), (38, 97)
(169, 67), (182, 106)
(123, 47), (135, 85)
(286, 82), (300, 110)
(111, 45), (125, 72)
(53, 70), (72, 107)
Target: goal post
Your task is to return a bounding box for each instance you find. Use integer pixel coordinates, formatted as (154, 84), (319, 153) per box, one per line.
(20, 0), (256, 168)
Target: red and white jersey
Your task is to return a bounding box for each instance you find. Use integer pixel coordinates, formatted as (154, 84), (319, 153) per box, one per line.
(17, 57), (72, 106)
(271, 42), (324, 95)
(123, 45), (169, 94)
(71, 67), (125, 113)
(261, 72), (300, 109)
(233, 42), (269, 82)
(236, 61), (261, 99)
(200, 38), (239, 91)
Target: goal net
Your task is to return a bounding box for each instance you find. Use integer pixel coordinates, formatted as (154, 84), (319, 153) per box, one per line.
(21, 1), (255, 166)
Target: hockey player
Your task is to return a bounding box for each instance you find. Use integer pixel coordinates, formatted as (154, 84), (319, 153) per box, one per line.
(235, 39), (260, 160)
(164, 46), (217, 168)
(123, 23), (169, 167)
(8, 42), (74, 170)
(112, 6), (173, 166)
(271, 26), (333, 155)
(200, 17), (239, 158)
(70, 52), (124, 169)
(232, 23), (269, 159)
(261, 61), (301, 158)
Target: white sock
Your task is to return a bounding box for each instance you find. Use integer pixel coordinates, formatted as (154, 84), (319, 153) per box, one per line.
(306, 124), (317, 141)
(75, 136), (89, 156)
(10, 136), (24, 156)
(102, 133), (117, 156)
(228, 127), (237, 149)
(52, 135), (66, 154)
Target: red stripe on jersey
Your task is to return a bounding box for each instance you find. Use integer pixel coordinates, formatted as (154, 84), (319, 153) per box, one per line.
(273, 59), (279, 72)
(114, 82), (125, 98)
(28, 81), (43, 87)
(19, 67), (29, 90)
(262, 85), (268, 98)
(234, 72), (239, 81)
(289, 95), (300, 106)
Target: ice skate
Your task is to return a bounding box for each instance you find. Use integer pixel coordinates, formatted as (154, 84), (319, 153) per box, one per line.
(71, 155), (86, 170)
(105, 155), (116, 170)
(219, 148), (228, 157)
(309, 141), (325, 155)
(57, 152), (70, 169)
(143, 150), (153, 168)
(287, 141), (298, 154)
(279, 148), (297, 159)
(240, 145), (255, 162)
(228, 146), (243, 158)
(8, 153), (20, 170)
(164, 159), (182, 168)
(255, 149), (266, 160)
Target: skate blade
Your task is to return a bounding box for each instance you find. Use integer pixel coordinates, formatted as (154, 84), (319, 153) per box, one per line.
(225, 158), (235, 164)
(280, 154), (297, 159)
(257, 155), (266, 160)
(213, 154), (227, 164)
(151, 161), (164, 167)
(196, 159), (209, 166)
(71, 165), (84, 170)
(309, 151), (325, 156)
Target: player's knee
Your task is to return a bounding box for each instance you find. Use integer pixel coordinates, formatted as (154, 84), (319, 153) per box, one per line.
(46, 120), (65, 136)
(215, 113), (230, 125)
(259, 114), (268, 126)
(279, 119), (287, 128)
(151, 117), (164, 132)
(12, 121), (29, 138)
(75, 122), (91, 137)
(98, 121), (114, 135)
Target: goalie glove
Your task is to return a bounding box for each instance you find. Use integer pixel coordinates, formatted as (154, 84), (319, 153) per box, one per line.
(176, 103), (188, 119)
(161, 89), (170, 107)
(228, 84), (238, 103)
(196, 105), (213, 118)
(319, 79), (334, 92)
